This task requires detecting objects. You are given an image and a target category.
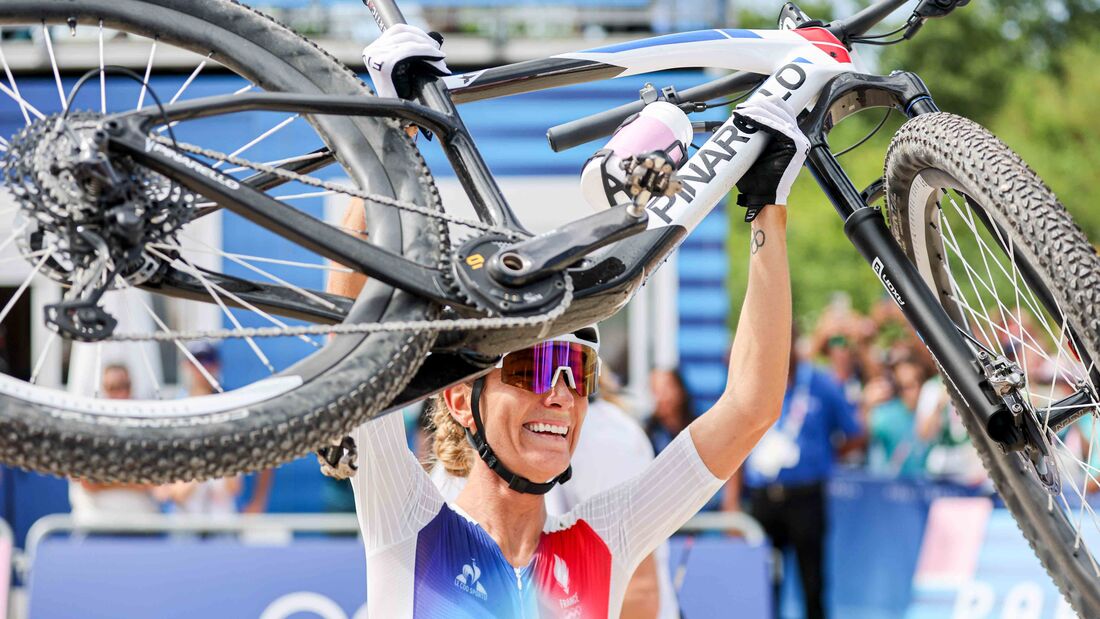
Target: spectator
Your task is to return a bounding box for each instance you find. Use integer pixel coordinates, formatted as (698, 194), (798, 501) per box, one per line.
(915, 375), (986, 487)
(863, 358), (929, 479)
(162, 342), (247, 515)
(69, 364), (159, 523)
(645, 368), (694, 455)
(809, 294), (879, 404)
(727, 326), (862, 619)
(430, 373), (677, 619)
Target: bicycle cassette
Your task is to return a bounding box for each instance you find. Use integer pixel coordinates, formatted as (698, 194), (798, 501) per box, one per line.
(452, 235), (569, 316)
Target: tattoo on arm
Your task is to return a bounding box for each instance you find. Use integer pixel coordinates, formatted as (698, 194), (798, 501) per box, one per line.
(750, 229), (766, 255)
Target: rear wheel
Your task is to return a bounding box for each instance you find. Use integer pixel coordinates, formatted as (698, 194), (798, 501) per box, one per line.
(886, 112), (1100, 616)
(0, 0), (445, 482)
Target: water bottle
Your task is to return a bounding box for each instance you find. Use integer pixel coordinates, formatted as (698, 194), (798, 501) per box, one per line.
(580, 101), (693, 211)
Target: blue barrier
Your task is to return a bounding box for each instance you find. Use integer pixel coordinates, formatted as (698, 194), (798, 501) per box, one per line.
(26, 533), (769, 618)
(764, 470), (984, 619)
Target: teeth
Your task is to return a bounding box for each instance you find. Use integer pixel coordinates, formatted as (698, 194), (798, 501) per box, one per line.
(525, 422), (567, 436)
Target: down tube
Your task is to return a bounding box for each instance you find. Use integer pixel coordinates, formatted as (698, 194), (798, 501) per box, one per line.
(642, 61), (839, 236)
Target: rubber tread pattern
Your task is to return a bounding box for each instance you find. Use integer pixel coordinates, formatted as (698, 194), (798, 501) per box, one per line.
(0, 0), (446, 483)
(885, 112), (1100, 617)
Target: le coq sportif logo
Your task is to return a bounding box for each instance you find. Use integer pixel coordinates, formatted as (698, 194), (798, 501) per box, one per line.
(455, 558), (488, 600)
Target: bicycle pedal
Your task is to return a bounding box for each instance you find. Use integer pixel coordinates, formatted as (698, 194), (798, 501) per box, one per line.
(622, 152), (682, 206)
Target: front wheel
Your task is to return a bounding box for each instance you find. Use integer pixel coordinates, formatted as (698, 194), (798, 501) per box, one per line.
(885, 112), (1100, 616)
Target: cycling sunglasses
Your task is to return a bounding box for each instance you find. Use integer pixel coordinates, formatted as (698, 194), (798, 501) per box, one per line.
(497, 341), (600, 397)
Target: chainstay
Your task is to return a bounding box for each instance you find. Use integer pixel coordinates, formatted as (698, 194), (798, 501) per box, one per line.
(157, 136), (529, 241)
(109, 276), (573, 341)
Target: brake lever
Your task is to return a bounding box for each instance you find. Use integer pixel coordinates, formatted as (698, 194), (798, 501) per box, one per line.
(902, 0), (971, 39)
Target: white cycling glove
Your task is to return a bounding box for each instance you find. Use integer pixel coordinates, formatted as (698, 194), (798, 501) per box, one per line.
(362, 24), (450, 100)
(732, 96), (811, 221)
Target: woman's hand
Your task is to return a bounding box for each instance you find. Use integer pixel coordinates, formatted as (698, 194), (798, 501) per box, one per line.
(732, 96), (811, 221)
(362, 24), (450, 100)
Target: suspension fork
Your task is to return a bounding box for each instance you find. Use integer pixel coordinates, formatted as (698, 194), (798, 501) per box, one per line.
(803, 96), (1020, 449)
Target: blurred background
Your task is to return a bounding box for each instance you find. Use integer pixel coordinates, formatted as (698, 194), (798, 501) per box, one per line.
(0, 0), (1098, 618)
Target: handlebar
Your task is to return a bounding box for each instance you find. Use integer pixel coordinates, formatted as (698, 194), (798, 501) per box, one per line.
(545, 0), (915, 151)
(546, 71), (766, 152)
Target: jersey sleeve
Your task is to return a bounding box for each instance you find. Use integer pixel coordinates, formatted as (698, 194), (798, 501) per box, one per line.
(566, 426), (724, 570)
(350, 411), (444, 551)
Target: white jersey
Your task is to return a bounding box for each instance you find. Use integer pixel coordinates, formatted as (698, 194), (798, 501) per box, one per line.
(431, 399), (682, 619)
(351, 411), (723, 618)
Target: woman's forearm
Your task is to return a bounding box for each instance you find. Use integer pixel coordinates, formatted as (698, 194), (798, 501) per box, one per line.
(689, 205), (792, 480)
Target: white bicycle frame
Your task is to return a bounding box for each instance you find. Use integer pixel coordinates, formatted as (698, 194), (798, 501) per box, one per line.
(443, 27), (866, 235)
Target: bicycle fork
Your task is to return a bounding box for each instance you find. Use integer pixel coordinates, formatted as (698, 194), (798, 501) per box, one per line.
(805, 95), (1023, 451)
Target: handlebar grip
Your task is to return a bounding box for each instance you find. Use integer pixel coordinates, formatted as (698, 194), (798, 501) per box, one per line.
(547, 101), (645, 152)
(545, 70), (766, 152)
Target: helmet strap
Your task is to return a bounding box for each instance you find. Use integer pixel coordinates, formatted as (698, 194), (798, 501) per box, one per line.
(464, 376), (572, 495)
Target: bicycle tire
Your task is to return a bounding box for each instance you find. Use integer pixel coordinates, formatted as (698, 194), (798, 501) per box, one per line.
(885, 112), (1100, 616)
(0, 0), (445, 482)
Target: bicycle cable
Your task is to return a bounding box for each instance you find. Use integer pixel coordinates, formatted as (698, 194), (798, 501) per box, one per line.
(64, 66), (179, 147)
(850, 21), (909, 41)
(833, 108), (892, 158)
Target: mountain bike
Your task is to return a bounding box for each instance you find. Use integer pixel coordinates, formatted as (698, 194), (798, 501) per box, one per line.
(2, 0), (1100, 612)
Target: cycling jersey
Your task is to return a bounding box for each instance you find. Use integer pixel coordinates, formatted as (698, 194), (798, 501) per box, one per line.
(350, 412), (723, 618)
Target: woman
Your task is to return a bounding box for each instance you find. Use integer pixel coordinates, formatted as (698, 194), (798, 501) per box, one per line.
(333, 25), (805, 618)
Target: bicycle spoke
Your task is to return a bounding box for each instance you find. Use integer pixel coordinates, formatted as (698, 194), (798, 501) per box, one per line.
(0, 251), (51, 325)
(152, 84), (251, 138)
(168, 53), (212, 105)
(939, 221), (1061, 369)
(946, 290), (1057, 369)
(940, 236), (1049, 364)
(223, 150), (329, 175)
(0, 228), (22, 256)
(275, 190), (341, 201)
(174, 234), (340, 311)
(945, 192), (1063, 348)
(42, 23), (67, 110)
(0, 249), (49, 267)
(121, 278), (223, 392)
(136, 37), (157, 110)
(948, 193), (1021, 360)
(98, 20), (106, 114)
(160, 249), (274, 373)
(115, 284), (162, 398)
(1048, 430), (1100, 556)
(149, 242), (352, 273)
(938, 206), (999, 351)
(148, 244), (322, 348)
(92, 340), (104, 397)
(210, 115), (299, 170)
(0, 54), (42, 124)
(29, 331), (58, 385)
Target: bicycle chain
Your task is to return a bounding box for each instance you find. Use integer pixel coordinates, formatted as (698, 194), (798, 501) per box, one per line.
(109, 276), (572, 341)
(158, 136), (528, 241)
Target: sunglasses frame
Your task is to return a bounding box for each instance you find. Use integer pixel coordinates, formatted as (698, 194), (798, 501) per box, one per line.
(495, 343), (600, 397)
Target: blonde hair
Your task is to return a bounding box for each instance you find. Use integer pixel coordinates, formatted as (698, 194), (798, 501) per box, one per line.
(429, 393), (475, 478)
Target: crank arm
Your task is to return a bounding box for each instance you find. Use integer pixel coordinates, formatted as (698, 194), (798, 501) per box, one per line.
(487, 204), (649, 287)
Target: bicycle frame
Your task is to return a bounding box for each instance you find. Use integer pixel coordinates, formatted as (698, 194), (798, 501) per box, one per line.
(103, 0), (1012, 442)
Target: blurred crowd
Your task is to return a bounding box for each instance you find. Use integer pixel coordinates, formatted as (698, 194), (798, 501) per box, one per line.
(68, 343), (273, 523)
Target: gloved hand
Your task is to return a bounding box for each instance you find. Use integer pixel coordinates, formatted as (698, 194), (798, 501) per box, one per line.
(362, 24), (450, 100)
(733, 96), (810, 222)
